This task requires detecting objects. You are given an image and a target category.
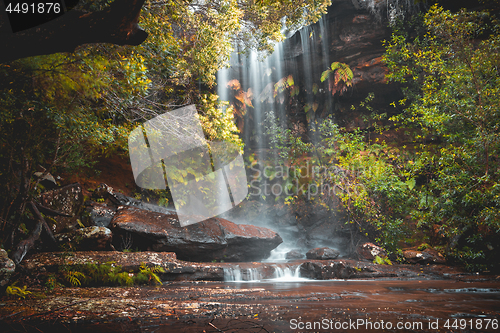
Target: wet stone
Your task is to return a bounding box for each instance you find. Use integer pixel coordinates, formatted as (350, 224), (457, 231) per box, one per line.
(0, 249), (15, 287)
(55, 226), (112, 251)
(306, 247), (340, 260)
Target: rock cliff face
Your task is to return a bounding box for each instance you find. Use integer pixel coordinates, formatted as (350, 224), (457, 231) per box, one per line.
(281, 0), (400, 130)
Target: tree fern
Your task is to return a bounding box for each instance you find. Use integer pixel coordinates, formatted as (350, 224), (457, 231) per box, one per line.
(321, 62), (353, 96)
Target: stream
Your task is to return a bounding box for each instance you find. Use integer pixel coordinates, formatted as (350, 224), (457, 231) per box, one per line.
(3, 275), (499, 332)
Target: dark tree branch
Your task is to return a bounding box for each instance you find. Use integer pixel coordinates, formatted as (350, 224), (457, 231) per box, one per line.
(29, 201), (57, 245)
(11, 201), (57, 265)
(0, 0), (148, 63)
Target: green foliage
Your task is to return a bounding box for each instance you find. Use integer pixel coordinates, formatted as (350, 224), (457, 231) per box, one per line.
(316, 116), (414, 253)
(59, 265), (86, 286)
(320, 62), (353, 96)
(54, 262), (165, 287)
(44, 274), (57, 290)
(373, 255), (392, 265)
(6, 282), (32, 299)
(264, 111), (313, 164)
(139, 262), (165, 286)
(383, 5), (500, 271)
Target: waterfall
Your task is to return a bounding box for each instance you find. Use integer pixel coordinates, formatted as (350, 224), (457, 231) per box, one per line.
(223, 264), (308, 282)
(224, 265), (263, 282)
(216, 13), (332, 150)
(272, 265), (302, 280)
(216, 13), (334, 251)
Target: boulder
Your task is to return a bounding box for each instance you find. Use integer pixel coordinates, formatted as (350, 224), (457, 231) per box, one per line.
(0, 249), (15, 287)
(357, 242), (387, 260)
(285, 250), (304, 259)
(55, 226), (112, 251)
(402, 248), (446, 265)
(306, 247), (340, 260)
(40, 183), (84, 233)
(110, 206), (283, 262)
(84, 201), (116, 228)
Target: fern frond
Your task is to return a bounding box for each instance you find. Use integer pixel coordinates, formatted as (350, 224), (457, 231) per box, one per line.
(65, 271), (85, 286)
(6, 283), (32, 299)
(320, 69), (332, 82)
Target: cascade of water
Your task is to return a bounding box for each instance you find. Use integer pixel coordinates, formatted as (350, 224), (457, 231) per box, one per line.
(224, 265), (242, 282)
(300, 25), (314, 109)
(216, 14), (335, 253)
(272, 264), (302, 280)
(224, 266), (263, 282)
(224, 264), (308, 282)
(319, 14), (333, 119)
(216, 66), (230, 103)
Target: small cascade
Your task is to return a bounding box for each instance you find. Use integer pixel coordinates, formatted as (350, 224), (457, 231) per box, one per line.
(271, 264), (309, 282)
(262, 246), (288, 262)
(273, 265), (301, 279)
(224, 263), (310, 282)
(224, 266), (263, 282)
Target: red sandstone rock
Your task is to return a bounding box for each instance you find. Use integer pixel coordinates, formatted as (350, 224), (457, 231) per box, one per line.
(357, 242), (387, 260)
(110, 206), (282, 262)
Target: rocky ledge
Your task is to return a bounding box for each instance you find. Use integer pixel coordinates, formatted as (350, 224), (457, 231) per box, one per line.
(18, 251), (490, 282)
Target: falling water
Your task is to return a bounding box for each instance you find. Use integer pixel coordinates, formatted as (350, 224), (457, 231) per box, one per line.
(224, 265), (263, 282)
(224, 264), (309, 282)
(216, 12), (332, 161)
(272, 264), (305, 282)
(216, 14), (335, 253)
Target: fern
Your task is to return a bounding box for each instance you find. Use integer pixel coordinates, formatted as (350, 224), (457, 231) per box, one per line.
(64, 271), (86, 286)
(139, 263), (165, 285)
(321, 62), (353, 96)
(6, 282), (31, 299)
(45, 274), (57, 290)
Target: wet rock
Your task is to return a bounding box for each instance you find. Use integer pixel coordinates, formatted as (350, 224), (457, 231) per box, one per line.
(403, 248), (446, 265)
(84, 201), (116, 227)
(300, 260), (411, 279)
(305, 220), (336, 242)
(55, 227), (112, 251)
(0, 249), (15, 287)
(285, 250), (304, 259)
(40, 183), (84, 233)
(110, 206), (283, 262)
(357, 242), (387, 260)
(20, 251), (224, 281)
(306, 247), (340, 260)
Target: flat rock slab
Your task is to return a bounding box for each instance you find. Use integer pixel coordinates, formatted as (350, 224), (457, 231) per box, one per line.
(20, 251), (223, 282)
(110, 206), (283, 262)
(19, 251), (484, 283)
